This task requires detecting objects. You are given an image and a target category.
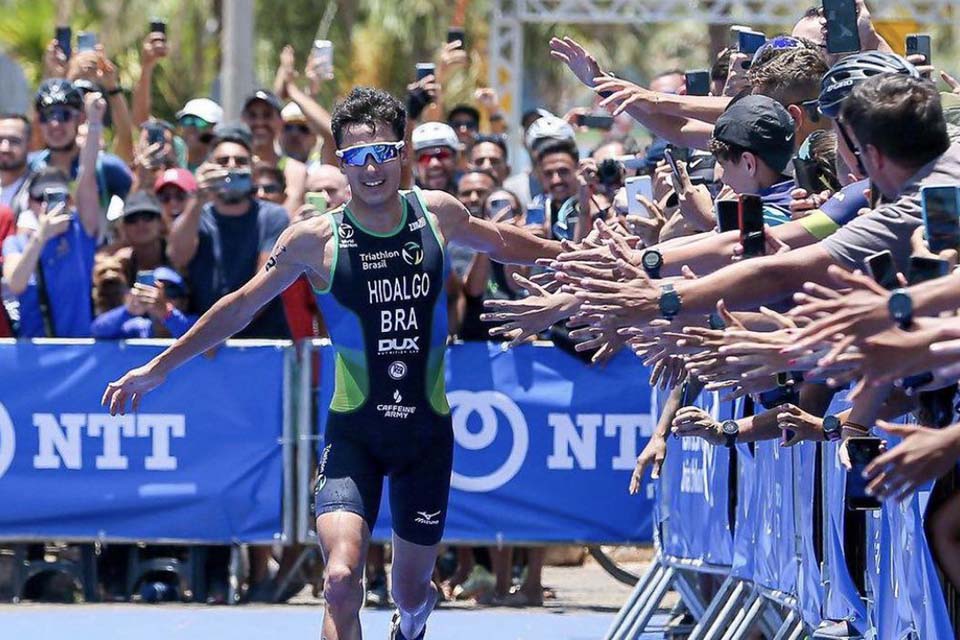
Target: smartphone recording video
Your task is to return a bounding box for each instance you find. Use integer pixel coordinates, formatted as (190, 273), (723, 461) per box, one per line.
(921, 185), (960, 253)
(846, 437), (882, 510)
(863, 250), (898, 291)
(739, 194), (765, 258)
(822, 0), (861, 54)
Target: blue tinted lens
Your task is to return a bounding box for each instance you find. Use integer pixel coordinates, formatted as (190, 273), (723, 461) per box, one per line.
(341, 143), (400, 166)
(751, 36), (803, 66)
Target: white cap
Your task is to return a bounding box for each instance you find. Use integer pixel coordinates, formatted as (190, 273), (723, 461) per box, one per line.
(411, 122), (461, 152)
(525, 115), (575, 150)
(281, 102), (307, 124)
(176, 98), (224, 125)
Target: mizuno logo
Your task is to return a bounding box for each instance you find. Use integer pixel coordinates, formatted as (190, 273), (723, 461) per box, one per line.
(415, 510), (441, 525)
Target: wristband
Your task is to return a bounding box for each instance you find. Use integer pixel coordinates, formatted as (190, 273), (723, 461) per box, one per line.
(107, 87), (124, 96)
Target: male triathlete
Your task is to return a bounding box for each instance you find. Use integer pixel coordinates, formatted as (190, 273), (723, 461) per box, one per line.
(102, 87), (563, 640)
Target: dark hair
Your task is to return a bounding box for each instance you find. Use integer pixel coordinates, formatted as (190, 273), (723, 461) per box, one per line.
(535, 138), (579, 164)
(471, 134), (508, 160)
(708, 138), (747, 164)
(712, 48), (733, 82)
(750, 48), (829, 106)
(331, 87), (406, 148)
(840, 74), (948, 169)
(447, 104), (480, 125)
(459, 168), (498, 186)
(806, 130), (841, 192)
(252, 162), (286, 190)
(0, 113), (31, 138)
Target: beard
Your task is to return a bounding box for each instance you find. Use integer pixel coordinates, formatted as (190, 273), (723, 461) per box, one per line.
(0, 157), (26, 172)
(47, 140), (77, 153)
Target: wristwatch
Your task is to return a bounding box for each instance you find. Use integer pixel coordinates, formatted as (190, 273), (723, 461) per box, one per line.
(658, 283), (682, 320)
(642, 249), (663, 279)
(888, 288), (913, 329)
(822, 415), (842, 442)
(721, 420), (739, 448)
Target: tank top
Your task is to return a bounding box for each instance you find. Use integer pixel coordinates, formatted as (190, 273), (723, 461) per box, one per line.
(315, 188), (450, 419)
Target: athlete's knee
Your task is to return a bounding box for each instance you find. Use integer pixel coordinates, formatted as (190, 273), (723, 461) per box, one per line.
(323, 562), (363, 613)
(391, 575), (433, 613)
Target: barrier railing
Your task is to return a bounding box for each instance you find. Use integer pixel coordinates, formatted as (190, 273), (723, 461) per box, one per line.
(608, 389), (956, 640)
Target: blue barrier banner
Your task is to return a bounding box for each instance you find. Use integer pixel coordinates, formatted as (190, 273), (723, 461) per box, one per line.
(0, 341), (285, 542)
(317, 342), (655, 543)
(731, 442), (757, 581)
(753, 440), (798, 596)
(659, 392), (733, 565)
(795, 441), (824, 628)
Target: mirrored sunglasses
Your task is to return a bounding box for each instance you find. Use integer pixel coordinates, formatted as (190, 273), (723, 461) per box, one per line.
(336, 142), (404, 167)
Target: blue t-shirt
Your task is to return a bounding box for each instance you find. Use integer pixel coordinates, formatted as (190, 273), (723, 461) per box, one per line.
(187, 199), (290, 338)
(758, 178), (797, 227)
(27, 150), (132, 205)
(1, 215), (96, 337)
(91, 306), (196, 339)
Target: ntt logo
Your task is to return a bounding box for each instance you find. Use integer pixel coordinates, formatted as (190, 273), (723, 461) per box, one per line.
(0, 402), (15, 480)
(448, 390), (529, 493)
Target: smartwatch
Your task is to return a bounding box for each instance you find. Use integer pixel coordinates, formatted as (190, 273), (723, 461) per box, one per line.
(642, 249), (663, 279)
(822, 415), (842, 442)
(721, 420), (739, 448)
(888, 288), (913, 329)
(658, 283), (682, 320)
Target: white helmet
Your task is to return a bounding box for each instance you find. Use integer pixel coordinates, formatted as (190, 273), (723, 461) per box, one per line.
(412, 122), (461, 152)
(525, 115), (575, 150)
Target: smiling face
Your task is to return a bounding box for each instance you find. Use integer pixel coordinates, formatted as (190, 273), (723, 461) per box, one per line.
(242, 100), (282, 148)
(338, 121), (405, 209)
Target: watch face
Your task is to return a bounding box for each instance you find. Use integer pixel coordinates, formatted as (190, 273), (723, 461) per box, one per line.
(823, 415), (840, 433)
(643, 251), (662, 270)
(722, 420), (738, 436)
(888, 291), (912, 320)
(661, 292), (681, 316)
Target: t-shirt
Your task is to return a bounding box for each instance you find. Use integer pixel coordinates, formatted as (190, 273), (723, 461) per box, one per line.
(27, 149), (132, 204)
(821, 143), (960, 272)
(758, 178), (796, 227)
(187, 199), (290, 338)
(1, 214), (96, 337)
(797, 180), (871, 241)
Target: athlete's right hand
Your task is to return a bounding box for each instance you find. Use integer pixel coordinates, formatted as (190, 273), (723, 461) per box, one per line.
(102, 365), (167, 415)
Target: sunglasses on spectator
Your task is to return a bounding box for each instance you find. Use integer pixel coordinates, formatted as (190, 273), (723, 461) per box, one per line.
(157, 189), (187, 204)
(257, 183), (283, 195)
(417, 147), (455, 166)
(750, 35), (803, 66)
(450, 119), (479, 132)
(179, 115), (212, 130)
(799, 99), (822, 123)
(212, 154), (251, 167)
(39, 106), (78, 124)
(284, 123), (310, 135)
(336, 141), (405, 167)
(123, 211), (161, 224)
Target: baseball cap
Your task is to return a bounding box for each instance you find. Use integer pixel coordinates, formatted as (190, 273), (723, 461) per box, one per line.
(281, 102), (308, 125)
(35, 78), (83, 111)
(121, 191), (163, 219)
(525, 115), (576, 152)
(176, 98), (223, 125)
(154, 168), (198, 194)
(210, 122), (253, 151)
(242, 90), (283, 115)
(412, 122), (461, 152)
(27, 168), (70, 200)
(712, 94), (795, 174)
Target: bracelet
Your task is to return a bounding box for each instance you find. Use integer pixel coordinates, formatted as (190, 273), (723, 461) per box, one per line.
(107, 87), (124, 96)
(842, 421), (869, 432)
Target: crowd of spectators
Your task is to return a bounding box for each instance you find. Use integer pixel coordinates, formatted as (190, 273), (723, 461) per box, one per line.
(3, 3), (960, 632)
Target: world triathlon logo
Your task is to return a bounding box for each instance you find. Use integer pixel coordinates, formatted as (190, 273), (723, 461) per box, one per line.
(401, 241), (424, 266)
(0, 402), (16, 480)
(447, 390), (528, 493)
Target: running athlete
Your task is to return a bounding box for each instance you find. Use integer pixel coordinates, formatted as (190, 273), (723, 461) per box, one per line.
(102, 87), (564, 640)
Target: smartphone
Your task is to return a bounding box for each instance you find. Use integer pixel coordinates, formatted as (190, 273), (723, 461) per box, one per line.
(908, 256), (949, 285)
(487, 198), (513, 219)
(42, 187), (69, 209)
(792, 157), (822, 195)
(55, 26), (72, 60)
(526, 202), (546, 226)
(312, 40), (334, 79)
(305, 191), (328, 213)
(625, 176), (653, 217)
(846, 436), (883, 510)
(618, 155), (646, 172)
(76, 31), (98, 52)
(135, 270), (156, 287)
(149, 19), (167, 35)
(447, 26), (466, 49)
(905, 34), (931, 64)
(921, 185), (960, 253)
(863, 250), (898, 290)
(145, 123), (166, 147)
(684, 70), (711, 96)
(822, 0), (861, 54)
(738, 30), (767, 56)
(729, 25), (752, 48)
(576, 113), (615, 130)
(220, 170), (252, 197)
(663, 147), (683, 180)
(739, 194), (765, 258)
(416, 63), (436, 82)
(716, 200), (740, 233)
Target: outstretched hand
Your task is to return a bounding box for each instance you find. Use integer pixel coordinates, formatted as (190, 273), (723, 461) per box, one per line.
(102, 365), (167, 416)
(549, 36), (604, 88)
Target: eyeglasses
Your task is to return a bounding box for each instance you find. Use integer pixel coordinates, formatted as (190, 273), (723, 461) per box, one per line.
(751, 36), (803, 67)
(156, 189), (187, 204)
(836, 118), (867, 177)
(212, 154), (251, 167)
(123, 210), (161, 224)
(336, 141), (404, 167)
(450, 119), (479, 132)
(178, 115), (212, 130)
(416, 147), (454, 166)
(799, 99), (822, 123)
(283, 123), (310, 135)
(39, 106), (78, 124)
(257, 183), (283, 194)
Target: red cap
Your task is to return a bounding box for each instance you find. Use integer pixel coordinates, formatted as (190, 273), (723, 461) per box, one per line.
(154, 168), (198, 194)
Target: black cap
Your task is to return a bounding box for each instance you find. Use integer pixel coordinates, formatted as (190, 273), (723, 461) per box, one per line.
(242, 90), (282, 115)
(713, 95), (795, 174)
(122, 191), (163, 219)
(27, 168), (70, 200)
(210, 122), (253, 151)
(35, 78), (83, 111)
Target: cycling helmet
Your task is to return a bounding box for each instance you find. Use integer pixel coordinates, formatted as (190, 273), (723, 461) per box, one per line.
(818, 52), (919, 119)
(35, 78), (84, 112)
(412, 121), (460, 152)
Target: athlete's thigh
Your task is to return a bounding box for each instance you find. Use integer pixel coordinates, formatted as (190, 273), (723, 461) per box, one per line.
(387, 418), (454, 547)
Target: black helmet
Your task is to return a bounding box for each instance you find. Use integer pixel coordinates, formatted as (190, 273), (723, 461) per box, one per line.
(35, 78), (84, 112)
(818, 52), (919, 119)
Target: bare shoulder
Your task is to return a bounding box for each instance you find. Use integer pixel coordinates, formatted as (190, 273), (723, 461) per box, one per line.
(421, 188), (465, 215)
